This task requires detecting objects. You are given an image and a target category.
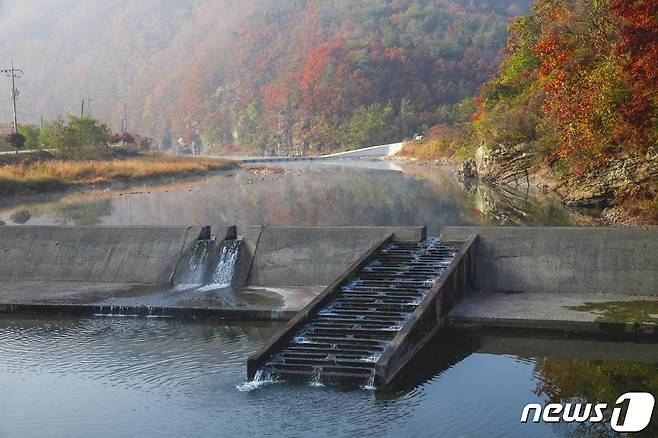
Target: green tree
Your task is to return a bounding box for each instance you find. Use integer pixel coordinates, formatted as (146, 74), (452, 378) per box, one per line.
(40, 116), (110, 159)
(340, 103), (397, 149)
(67, 116), (110, 148)
(40, 119), (70, 151)
(18, 125), (41, 150)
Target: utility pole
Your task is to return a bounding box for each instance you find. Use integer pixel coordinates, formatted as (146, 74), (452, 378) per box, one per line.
(122, 103), (128, 134)
(401, 98), (406, 138)
(81, 97), (95, 117)
(1, 60), (23, 133)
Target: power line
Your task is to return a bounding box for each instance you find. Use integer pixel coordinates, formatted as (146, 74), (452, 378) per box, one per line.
(1, 60), (23, 133)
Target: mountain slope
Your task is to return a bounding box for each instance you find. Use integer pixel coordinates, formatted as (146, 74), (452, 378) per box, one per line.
(0, 0), (529, 153)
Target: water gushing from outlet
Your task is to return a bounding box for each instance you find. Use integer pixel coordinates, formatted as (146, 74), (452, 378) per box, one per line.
(173, 238), (214, 289)
(174, 237), (242, 291)
(199, 238), (242, 291)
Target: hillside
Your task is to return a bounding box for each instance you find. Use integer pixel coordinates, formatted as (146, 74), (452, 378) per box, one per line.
(404, 0), (658, 223)
(209, 0), (530, 155)
(0, 0), (259, 142)
(0, 0), (529, 153)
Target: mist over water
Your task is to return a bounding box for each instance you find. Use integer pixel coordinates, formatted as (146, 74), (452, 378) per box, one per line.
(0, 161), (582, 233)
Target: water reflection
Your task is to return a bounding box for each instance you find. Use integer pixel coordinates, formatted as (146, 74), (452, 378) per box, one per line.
(386, 329), (658, 436)
(534, 357), (658, 436)
(0, 160), (591, 234)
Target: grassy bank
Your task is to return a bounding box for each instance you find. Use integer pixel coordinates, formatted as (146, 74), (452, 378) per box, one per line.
(0, 154), (236, 196)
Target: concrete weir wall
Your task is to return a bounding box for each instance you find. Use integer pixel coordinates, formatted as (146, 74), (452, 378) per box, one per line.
(441, 227), (658, 295)
(236, 225), (426, 287)
(0, 224), (425, 289)
(0, 225), (208, 284)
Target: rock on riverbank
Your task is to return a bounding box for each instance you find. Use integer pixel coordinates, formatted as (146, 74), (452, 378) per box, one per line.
(467, 143), (658, 225)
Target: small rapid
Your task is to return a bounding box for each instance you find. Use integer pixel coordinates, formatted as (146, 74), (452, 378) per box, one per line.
(173, 238), (214, 288)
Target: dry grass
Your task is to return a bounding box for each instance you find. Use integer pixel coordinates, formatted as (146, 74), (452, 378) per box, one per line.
(399, 134), (475, 162)
(399, 139), (453, 160)
(0, 155), (236, 195)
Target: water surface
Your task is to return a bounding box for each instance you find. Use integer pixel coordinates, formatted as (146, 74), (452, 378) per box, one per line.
(0, 160), (588, 234)
(0, 317), (654, 437)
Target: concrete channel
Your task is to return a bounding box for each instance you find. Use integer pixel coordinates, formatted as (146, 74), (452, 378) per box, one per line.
(225, 141), (403, 164)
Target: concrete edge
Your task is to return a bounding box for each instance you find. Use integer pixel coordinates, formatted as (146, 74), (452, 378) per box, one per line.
(448, 315), (658, 339)
(0, 302), (296, 321)
(244, 225), (266, 286)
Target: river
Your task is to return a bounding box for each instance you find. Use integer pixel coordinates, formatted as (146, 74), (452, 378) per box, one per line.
(1, 316), (655, 437)
(0, 159), (592, 232)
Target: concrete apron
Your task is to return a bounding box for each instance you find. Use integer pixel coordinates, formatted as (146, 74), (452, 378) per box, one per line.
(442, 226), (658, 339)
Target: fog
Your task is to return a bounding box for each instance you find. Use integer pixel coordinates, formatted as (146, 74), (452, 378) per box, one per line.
(0, 0), (259, 134)
(0, 0), (523, 148)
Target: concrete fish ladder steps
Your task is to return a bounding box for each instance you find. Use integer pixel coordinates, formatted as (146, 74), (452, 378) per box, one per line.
(247, 233), (477, 388)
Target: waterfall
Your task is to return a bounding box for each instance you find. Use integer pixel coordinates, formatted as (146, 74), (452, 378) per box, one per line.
(173, 238), (214, 289)
(199, 238), (243, 291)
(173, 237), (242, 291)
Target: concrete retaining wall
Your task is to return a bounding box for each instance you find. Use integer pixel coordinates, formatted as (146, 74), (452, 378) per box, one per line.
(441, 227), (658, 295)
(320, 142), (403, 159)
(236, 226), (426, 287)
(0, 225), (207, 284)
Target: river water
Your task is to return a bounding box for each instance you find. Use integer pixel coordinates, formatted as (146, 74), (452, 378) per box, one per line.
(0, 316), (655, 437)
(0, 160), (590, 233)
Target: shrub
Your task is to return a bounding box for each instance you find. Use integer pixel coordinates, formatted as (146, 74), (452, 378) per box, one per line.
(5, 132), (26, 153)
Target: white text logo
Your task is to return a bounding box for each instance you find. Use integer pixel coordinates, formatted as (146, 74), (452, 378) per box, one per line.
(521, 392), (655, 432)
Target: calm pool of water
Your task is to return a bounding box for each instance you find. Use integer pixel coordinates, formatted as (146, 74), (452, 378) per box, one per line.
(0, 160), (589, 234)
(0, 317), (654, 437)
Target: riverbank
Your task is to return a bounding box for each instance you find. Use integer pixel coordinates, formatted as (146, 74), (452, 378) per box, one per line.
(0, 151), (237, 196)
(398, 141), (658, 226)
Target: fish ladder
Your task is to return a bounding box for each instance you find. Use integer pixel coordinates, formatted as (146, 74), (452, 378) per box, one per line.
(247, 233), (477, 388)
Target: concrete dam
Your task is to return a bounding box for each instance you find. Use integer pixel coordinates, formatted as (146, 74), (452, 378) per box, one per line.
(0, 224), (656, 387)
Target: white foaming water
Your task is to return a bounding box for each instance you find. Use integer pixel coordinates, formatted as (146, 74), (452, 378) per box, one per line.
(174, 237), (242, 292)
(236, 369), (276, 392)
(197, 238), (242, 291)
(173, 239), (213, 290)
(360, 353), (382, 363)
(309, 367), (325, 387)
(361, 371), (376, 390)
(293, 334), (311, 344)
